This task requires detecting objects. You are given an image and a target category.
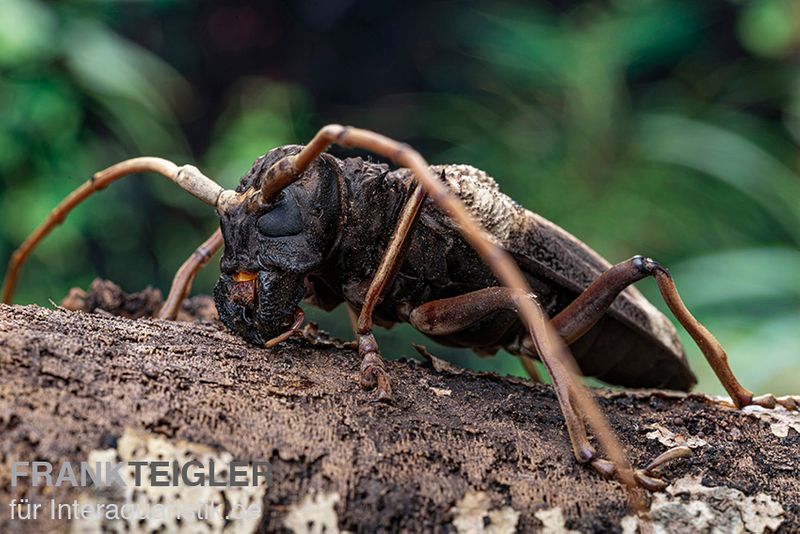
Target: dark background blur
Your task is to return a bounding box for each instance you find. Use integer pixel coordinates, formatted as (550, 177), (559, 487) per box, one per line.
(1, 0), (798, 394)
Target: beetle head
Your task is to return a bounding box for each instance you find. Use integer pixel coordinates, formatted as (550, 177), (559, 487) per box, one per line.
(214, 146), (341, 345)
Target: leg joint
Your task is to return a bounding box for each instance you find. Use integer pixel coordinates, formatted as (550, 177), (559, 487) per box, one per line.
(194, 246), (211, 262)
(358, 332), (379, 355)
(320, 124), (348, 143)
(631, 255), (669, 277)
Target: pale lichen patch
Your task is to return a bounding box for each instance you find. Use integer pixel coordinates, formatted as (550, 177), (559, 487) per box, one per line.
(283, 492), (340, 534)
(621, 475), (785, 533)
(743, 405), (800, 438)
(73, 428), (268, 533)
(645, 423), (708, 449)
(534, 507), (580, 534)
(450, 491), (520, 534)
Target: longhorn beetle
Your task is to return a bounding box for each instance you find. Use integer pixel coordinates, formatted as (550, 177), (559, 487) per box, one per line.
(3, 125), (797, 502)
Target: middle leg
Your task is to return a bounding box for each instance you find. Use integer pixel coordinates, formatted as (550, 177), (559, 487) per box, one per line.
(410, 287), (693, 488)
(410, 287), (599, 463)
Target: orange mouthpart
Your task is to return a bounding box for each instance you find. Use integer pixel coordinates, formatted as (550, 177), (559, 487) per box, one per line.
(233, 271), (257, 283)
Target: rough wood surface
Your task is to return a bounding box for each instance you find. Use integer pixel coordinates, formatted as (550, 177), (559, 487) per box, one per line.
(0, 301), (798, 533)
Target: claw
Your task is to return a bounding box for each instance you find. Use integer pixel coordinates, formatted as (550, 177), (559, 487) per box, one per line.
(644, 446), (692, 475)
(369, 385), (394, 404)
(359, 349), (393, 402)
(776, 395), (799, 411)
(634, 470), (668, 492)
(590, 446), (690, 492)
(359, 352), (382, 389)
(744, 393), (798, 411)
(590, 458), (616, 479)
(751, 393), (777, 409)
(361, 366), (393, 403)
(576, 442), (596, 464)
(359, 365), (378, 389)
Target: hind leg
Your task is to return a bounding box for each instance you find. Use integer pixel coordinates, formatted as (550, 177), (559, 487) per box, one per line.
(411, 289), (602, 469)
(545, 255), (798, 411)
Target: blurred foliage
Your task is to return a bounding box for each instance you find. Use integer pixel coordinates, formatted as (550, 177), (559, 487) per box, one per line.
(0, 0), (797, 395)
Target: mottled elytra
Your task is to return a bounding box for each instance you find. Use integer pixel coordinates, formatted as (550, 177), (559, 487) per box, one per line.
(4, 125), (798, 509)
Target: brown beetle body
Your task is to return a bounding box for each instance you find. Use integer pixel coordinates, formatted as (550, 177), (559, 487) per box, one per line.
(211, 144), (695, 390)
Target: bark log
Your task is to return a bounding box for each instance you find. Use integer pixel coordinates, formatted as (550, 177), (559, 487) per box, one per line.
(0, 296), (798, 533)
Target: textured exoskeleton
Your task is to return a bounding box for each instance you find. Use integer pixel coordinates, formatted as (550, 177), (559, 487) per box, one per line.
(214, 145), (693, 390)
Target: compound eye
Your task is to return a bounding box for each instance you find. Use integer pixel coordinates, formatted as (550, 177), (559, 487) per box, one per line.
(256, 192), (304, 237)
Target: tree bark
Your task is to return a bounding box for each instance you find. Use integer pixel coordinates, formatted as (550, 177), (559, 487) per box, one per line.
(0, 298), (797, 533)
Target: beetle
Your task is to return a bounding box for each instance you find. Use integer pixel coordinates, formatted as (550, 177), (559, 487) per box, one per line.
(3, 124), (797, 496)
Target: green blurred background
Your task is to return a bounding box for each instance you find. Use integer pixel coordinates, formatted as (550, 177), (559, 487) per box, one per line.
(1, 0), (798, 395)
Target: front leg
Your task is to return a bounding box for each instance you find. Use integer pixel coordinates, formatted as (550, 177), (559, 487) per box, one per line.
(410, 289), (604, 460)
(354, 181), (428, 402)
(357, 332), (392, 402)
